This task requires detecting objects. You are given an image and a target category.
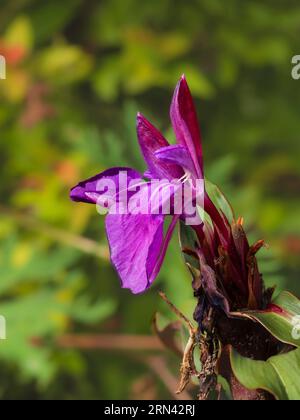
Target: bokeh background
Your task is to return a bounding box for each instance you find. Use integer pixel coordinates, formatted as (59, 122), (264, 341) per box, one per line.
(0, 0), (299, 400)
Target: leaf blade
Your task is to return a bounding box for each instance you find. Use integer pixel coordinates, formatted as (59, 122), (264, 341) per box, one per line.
(231, 346), (300, 400)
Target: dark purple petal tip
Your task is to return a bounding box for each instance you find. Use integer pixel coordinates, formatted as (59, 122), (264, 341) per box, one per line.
(70, 167), (143, 205)
(171, 75), (204, 179)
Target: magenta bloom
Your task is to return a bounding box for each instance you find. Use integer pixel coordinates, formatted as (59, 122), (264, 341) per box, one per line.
(71, 76), (207, 293)
(70, 76), (261, 312)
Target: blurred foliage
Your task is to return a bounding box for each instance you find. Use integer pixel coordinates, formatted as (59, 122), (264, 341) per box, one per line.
(0, 0), (299, 400)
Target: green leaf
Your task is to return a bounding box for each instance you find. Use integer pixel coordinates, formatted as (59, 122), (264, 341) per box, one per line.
(231, 347), (300, 400)
(242, 291), (300, 347)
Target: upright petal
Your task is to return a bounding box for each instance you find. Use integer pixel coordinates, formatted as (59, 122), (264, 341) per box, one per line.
(170, 75), (204, 179)
(70, 167), (142, 204)
(137, 113), (183, 180)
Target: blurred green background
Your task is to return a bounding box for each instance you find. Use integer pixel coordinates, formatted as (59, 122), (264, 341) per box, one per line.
(0, 0), (299, 400)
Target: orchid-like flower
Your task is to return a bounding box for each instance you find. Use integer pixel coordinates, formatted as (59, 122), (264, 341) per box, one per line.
(71, 76), (205, 293)
(70, 76), (264, 313)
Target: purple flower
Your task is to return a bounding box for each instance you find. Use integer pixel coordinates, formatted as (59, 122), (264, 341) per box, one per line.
(70, 76), (229, 295)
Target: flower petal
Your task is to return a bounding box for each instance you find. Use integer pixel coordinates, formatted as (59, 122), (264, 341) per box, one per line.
(106, 212), (179, 294)
(70, 167), (142, 204)
(148, 215), (179, 282)
(154, 144), (196, 175)
(137, 113), (183, 180)
(170, 75), (204, 178)
(105, 213), (165, 294)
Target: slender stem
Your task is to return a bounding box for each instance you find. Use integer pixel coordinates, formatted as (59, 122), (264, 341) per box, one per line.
(159, 291), (195, 334)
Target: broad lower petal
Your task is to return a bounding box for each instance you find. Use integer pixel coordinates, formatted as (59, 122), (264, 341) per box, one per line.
(106, 212), (179, 294)
(105, 213), (165, 294)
